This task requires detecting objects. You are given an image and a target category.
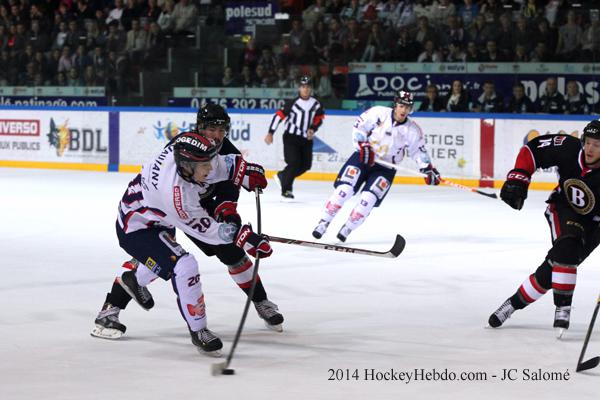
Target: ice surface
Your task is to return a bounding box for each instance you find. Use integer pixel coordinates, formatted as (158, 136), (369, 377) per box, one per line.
(1, 168), (598, 399)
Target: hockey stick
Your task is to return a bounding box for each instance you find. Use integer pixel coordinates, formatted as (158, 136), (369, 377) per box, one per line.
(211, 188), (263, 376)
(266, 234), (406, 259)
(576, 293), (600, 373)
(374, 159), (498, 199)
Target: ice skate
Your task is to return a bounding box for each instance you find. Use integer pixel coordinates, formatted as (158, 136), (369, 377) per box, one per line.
(312, 219), (329, 239)
(117, 270), (154, 310)
(254, 299), (284, 332)
(336, 224), (353, 242)
(554, 306), (571, 339)
(91, 302), (126, 340)
(281, 190), (295, 200)
(190, 328), (223, 357)
(488, 299), (515, 328)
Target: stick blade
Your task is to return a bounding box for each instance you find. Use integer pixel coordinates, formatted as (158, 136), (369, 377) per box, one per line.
(577, 357), (600, 372)
(211, 361), (228, 376)
(475, 190), (498, 199)
(388, 235), (406, 258)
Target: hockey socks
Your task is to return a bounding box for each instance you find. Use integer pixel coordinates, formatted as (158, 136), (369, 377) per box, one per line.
(227, 255), (267, 302)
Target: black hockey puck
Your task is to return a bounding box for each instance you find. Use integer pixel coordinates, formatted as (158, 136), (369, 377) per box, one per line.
(222, 368), (235, 375)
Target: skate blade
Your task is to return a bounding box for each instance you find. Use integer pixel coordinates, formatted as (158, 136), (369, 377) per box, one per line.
(555, 327), (567, 339)
(265, 321), (283, 332)
(196, 347), (223, 358)
(116, 276), (152, 311)
(90, 325), (123, 340)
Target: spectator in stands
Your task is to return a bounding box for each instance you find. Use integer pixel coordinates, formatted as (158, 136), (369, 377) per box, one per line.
(361, 22), (388, 61)
(52, 21), (68, 50)
(221, 66), (236, 87)
(480, 0), (502, 22)
(10, 23), (27, 53)
(85, 20), (104, 49)
(58, 45), (73, 73)
(34, 50), (51, 83)
(239, 64), (254, 87)
(172, 0), (198, 34)
(20, 43), (35, 68)
(240, 37), (259, 71)
(342, 17), (365, 62)
(72, 44), (92, 73)
(106, 0), (125, 27)
(472, 80), (503, 113)
(458, 0), (479, 27)
(142, 0), (162, 23)
(555, 10), (582, 62)
(419, 84), (445, 112)
(495, 13), (513, 60)
(144, 21), (166, 68)
(431, 0), (456, 27)
(326, 17), (345, 64)
(521, 0), (542, 21)
(75, 0), (95, 23)
(361, 0), (380, 24)
(67, 67), (83, 86)
(581, 14), (600, 62)
(121, 0), (141, 32)
(28, 20), (50, 52)
(512, 16), (531, 54)
(6, 49), (19, 85)
(414, 16), (437, 50)
(388, 0), (416, 30)
(288, 19), (313, 64)
(468, 14), (493, 49)
(47, 49), (61, 80)
(253, 64), (271, 88)
(56, 71), (67, 86)
(565, 80), (590, 115)
(302, 0), (326, 31)
(339, 0), (363, 22)
(92, 45), (107, 73)
(64, 19), (82, 49)
(275, 66), (290, 88)
(532, 19), (557, 60)
(105, 21), (126, 54)
(125, 18), (147, 64)
(391, 26), (419, 61)
(157, 0), (175, 34)
(417, 39), (442, 62)
(537, 77), (566, 114)
(513, 44), (528, 62)
(544, 0), (569, 27)
(446, 40), (466, 62)
(315, 70), (333, 98)
(465, 40), (481, 61)
(440, 14), (465, 48)
(83, 65), (98, 86)
(482, 40), (506, 62)
(21, 61), (37, 86)
(0, 6), (11, 29)
(507, 82), (535, 114)
(311, 18), (329, 63)
(0, 25), (7, 52)
(327, 0), (345, 15)
(413, 0), (434, 20)
(444, 79), (470, 112)
(530, 42), (551, 62)
(257, 45), (279, 77)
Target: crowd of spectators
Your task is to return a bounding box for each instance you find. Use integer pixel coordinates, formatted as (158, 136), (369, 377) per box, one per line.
(1, 0), (599, 112)
(0, 0), (199, 93)
(418, 76), (594, 114)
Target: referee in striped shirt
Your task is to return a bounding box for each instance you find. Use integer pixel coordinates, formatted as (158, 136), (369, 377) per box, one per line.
(264, 75), (325, 199)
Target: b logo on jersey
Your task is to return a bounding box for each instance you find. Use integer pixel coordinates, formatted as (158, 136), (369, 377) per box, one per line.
(564, 179), (595, 215)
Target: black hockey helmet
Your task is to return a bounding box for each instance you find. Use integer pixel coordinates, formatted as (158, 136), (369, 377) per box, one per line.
(393, 90), (414, 107)
(173, 132), (219, 182)
(581, 120), (600, 143)
(196, 103), (231, 136)
(299, 75), (312, 86)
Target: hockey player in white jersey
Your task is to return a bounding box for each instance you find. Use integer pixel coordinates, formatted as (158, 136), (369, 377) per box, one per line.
(92, 131), (272, 356)
(312, 90), (441, 242)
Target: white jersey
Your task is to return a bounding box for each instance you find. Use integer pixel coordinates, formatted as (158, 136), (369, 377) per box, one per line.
(117, 144), (238, 245)
(352, 106), (431, 168)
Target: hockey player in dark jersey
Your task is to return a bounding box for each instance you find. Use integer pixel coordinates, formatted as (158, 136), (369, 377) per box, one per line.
(488, 120), (600, 338)
(92, 104), (284, 352)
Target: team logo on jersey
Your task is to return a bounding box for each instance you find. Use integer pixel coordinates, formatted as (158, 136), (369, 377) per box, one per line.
(173, 186), (189, 219)
(564, 179), (595, 215)
(144, 257), (162, 275)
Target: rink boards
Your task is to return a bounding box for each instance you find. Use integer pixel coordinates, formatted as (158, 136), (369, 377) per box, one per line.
(0, 106), (593, 190)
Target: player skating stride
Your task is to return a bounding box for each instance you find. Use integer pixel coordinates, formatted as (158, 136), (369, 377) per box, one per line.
(489, 120), (600, 338)
(91, 114), (275, 356)
(311, 90), (441, 242)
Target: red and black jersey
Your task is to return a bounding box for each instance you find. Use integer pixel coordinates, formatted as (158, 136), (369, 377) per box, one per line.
(514, 134), (600, 219)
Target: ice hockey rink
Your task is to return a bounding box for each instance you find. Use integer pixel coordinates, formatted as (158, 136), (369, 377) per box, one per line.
(1, 168), (599, 400)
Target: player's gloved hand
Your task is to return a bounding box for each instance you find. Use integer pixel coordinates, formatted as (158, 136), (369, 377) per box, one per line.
(358, 142), (375, 167)
(420, 164), (441, 185)
(214, 201), (241, 227)
(235, 224), (273, 258)
(232, 156), (268, 192)
(501, 168), (531, 210)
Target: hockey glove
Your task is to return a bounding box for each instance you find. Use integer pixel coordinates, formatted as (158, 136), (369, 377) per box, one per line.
(358, 142), (375, 167)
(235, 224), (273, 259)
(420, 164), (441, 185)
(214, 201), (241, 228)
(501, 168), (531, 210)
(231, 156), (268, 192)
